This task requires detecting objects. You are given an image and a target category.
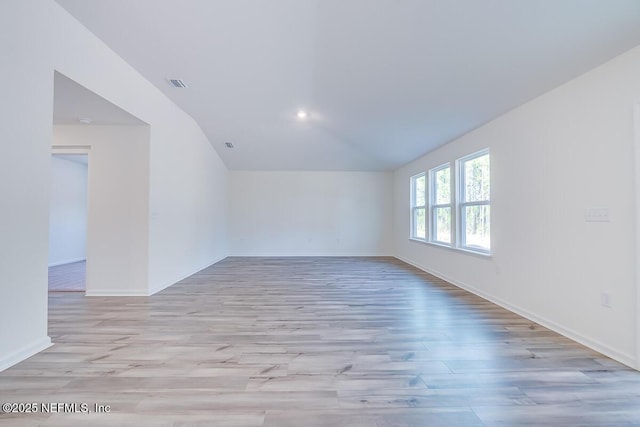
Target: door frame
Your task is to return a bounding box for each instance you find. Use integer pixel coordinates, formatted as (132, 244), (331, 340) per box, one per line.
(633, 103), (640, 370)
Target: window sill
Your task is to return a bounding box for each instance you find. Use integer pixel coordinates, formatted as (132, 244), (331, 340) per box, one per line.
(408, 238), (492, 259)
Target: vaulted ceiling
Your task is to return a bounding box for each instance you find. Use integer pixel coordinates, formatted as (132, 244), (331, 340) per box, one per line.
(56, 0), (640, 171)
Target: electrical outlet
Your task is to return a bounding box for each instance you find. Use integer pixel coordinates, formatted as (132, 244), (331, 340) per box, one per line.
(601, 292), (612, 308)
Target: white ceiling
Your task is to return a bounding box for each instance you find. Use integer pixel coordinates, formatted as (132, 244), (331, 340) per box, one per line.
(53, 72), (146, 126)
(55, 0), (640, 171)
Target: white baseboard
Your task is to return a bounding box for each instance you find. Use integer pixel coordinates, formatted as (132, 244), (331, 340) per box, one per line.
(48, 258), (86, 267)
(228, 252), (393, 257)
(148, 255), (228, 296)
(395, 255), (638, 370)
(85, 290), (149, 297)
(0, 336), (52, 372)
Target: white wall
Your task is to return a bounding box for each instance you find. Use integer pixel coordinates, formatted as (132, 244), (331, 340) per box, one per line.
(147, 121), (229, 294)
(394, 45), (640, 368)
(54, 126), (150, 296)
(0, 0), (229, 370)
(230, 171), (393, 256)
(0, 0), (54, 371)
(49, 155), (87, 267)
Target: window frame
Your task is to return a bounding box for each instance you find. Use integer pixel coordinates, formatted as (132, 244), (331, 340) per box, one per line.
(456, 149), (491, 254)
(428, 163), (453, 245)
(410, 172), (426, 240)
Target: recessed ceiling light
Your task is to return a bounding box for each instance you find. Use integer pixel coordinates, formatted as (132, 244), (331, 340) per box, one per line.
(78, 117), (92, 125)
(297, 110), (308, 119)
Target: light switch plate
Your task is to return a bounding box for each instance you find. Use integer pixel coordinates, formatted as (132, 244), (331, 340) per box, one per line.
(585, 207), (610, 222)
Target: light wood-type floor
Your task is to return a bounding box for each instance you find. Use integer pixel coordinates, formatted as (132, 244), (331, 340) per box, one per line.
(2, 257), (640, 426)
(48, 261), (85, 292)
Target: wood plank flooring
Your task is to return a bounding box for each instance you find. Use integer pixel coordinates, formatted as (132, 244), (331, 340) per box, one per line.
(48, 261), (85, 292)
(2, 257), (640, 426)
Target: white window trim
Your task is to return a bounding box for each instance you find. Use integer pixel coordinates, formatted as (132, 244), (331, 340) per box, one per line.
(456, 149), (491, 254)
(410, 172), (426, 240)
(428, 163), (453, 245)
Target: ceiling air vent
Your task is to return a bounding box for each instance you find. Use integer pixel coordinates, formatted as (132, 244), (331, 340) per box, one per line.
(167, 78), (188, 88)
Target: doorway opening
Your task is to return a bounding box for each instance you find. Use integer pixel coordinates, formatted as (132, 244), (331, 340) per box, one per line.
(51, 71), (149, 298)
(48, 153), (88, 293)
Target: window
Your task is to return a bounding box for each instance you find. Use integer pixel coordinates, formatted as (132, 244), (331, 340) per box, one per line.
(429, 164), (452, 244)
(458, 150), (490, 252)
(410, 173), (426, 239)
(409, 149), (490, 255)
